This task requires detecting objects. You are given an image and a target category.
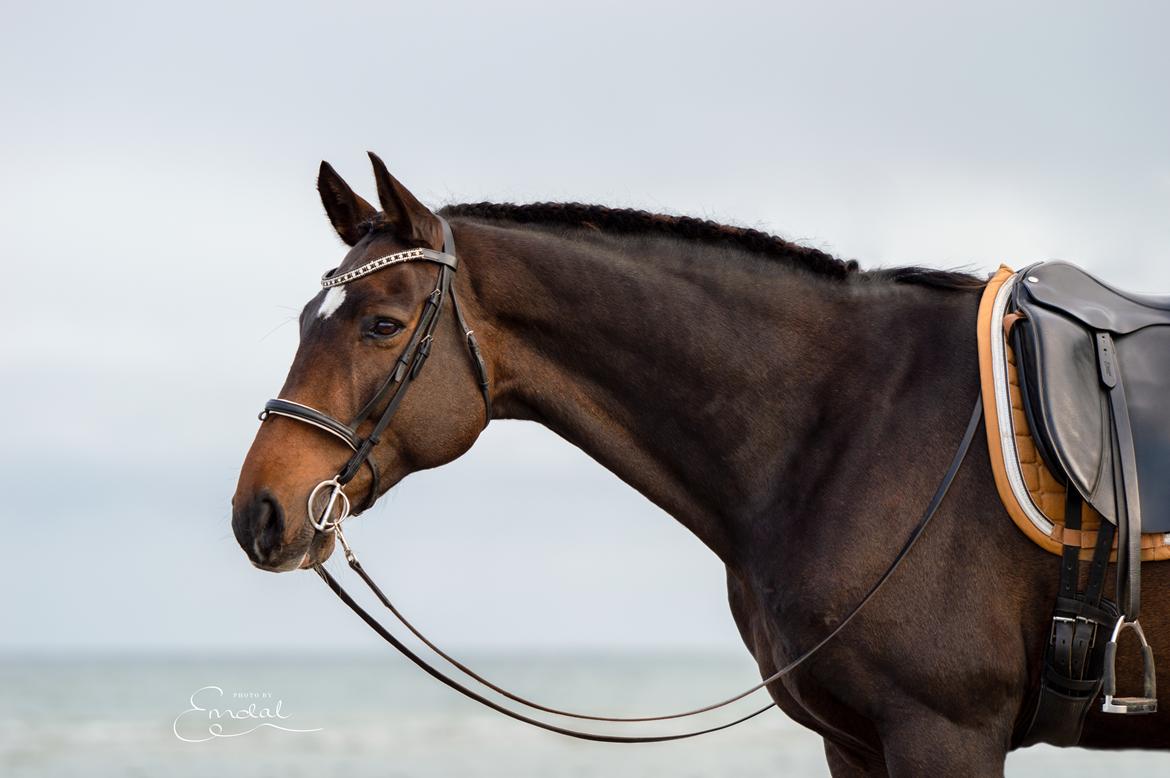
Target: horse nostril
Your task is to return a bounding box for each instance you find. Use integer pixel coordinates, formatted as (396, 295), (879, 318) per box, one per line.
(255, 495), (285, 557)
(233, 492), (286, 565)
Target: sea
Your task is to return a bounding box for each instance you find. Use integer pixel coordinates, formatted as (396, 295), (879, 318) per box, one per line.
(0, 653), (1164, 777)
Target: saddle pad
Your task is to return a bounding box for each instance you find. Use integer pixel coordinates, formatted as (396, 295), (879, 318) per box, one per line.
(977, 266), (1170, 562)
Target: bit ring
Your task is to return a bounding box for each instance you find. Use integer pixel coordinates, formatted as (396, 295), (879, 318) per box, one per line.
(308, 478), (351, 532)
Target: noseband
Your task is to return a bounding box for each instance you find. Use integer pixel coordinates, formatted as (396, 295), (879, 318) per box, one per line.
(259, 216), (491, 531)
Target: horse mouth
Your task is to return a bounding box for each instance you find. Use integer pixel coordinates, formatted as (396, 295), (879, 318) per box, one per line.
(299, 531), (337, 569)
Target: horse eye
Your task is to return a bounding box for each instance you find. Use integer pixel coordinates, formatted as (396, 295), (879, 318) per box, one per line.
(367, 319), (403, 339)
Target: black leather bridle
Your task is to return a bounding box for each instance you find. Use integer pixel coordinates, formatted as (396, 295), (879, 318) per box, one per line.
(254, 217), (985, 742)
(260, 216), (490, 528)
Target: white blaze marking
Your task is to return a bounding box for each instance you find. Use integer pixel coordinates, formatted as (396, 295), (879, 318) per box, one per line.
(317, 287), (347, 319)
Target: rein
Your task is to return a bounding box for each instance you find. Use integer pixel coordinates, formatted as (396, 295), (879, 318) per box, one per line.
(257, 217), (984, 741)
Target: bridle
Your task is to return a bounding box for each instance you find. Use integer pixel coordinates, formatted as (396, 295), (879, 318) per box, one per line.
(260, 216), (490, 531)
(255, 215), (985, 742)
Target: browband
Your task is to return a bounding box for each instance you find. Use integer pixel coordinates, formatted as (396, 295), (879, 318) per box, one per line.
(321, 247), (458, 288)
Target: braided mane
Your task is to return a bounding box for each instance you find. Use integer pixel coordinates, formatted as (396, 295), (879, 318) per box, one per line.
(441, 202), (856, 279)
(434, 201), (984, 291)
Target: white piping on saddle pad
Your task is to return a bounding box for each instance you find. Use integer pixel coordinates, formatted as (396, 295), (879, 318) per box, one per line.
(990, 272), (1056, 536)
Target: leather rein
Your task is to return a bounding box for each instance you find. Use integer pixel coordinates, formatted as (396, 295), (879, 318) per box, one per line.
(257, 216), (985, 742)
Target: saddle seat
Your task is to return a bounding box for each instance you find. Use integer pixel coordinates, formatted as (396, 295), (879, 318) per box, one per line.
(1058, 275), (1170, 312)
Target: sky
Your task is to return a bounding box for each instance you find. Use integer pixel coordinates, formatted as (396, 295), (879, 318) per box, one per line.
(1, 1), (1169, 654)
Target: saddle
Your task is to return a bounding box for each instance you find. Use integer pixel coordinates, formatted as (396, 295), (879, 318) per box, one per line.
(977, 264), (1167, 745)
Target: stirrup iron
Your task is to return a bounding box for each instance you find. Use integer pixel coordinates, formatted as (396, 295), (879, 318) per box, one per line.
(1101, 617), (1157, 714)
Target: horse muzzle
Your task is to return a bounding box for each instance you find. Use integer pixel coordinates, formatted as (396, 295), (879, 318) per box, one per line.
(231, 490), (313, 572)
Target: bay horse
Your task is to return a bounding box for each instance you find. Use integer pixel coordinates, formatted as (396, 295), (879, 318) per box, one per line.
(231, 154), (1170, 775)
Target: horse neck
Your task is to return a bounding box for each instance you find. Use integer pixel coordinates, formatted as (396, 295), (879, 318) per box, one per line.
(451, 219), (978, 568)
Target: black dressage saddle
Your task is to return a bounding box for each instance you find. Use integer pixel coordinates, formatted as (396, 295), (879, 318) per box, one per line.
(1013, 261), (1170, 536)
(1011, 261), (1164, 731)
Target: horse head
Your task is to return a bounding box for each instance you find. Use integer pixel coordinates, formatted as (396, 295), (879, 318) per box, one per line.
(232, 153), (488, 571)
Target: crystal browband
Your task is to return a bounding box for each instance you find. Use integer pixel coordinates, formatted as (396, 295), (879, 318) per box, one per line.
(320, 247), (458, 289)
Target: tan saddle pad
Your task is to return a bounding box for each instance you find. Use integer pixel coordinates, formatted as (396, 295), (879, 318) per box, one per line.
(977, 265), (1170, 561)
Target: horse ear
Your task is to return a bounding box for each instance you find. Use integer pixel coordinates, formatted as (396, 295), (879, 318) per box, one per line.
(368, 151), (442, 248)
(318, 161), (377, 246)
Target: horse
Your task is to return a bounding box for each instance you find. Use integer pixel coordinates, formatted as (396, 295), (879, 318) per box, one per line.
(231, 153), (1170, 775)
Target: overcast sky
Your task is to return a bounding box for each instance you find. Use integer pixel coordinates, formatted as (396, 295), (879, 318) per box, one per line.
(1, 1), (1168, 654)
